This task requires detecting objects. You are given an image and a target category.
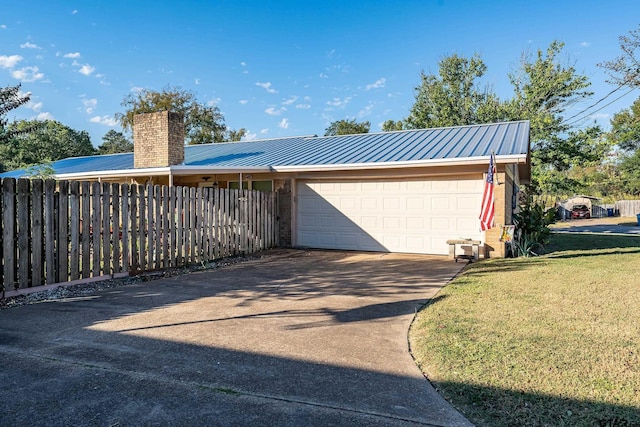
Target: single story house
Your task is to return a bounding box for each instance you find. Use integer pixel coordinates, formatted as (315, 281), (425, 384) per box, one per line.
(1, 111), (531, 257)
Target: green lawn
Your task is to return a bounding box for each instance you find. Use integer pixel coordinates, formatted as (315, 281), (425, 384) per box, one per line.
(410, 233), (640, 427)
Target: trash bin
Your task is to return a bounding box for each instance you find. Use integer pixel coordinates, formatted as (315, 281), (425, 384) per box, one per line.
(637, 213), (640, 226)
(607, 208), (614, 217)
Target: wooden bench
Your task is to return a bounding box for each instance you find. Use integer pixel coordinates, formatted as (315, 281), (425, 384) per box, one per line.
(446, 239), (481, 262)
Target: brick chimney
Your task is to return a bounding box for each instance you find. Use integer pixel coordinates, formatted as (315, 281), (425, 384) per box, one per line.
(133, 111), (185, 168)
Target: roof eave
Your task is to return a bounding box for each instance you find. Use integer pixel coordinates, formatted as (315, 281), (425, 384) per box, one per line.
(53, 165), (273, 180)
(272, 154), (528, 173)
(53, 155), (528, 179)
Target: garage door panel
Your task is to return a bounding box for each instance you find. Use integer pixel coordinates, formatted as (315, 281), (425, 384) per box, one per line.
(431, 197), (450, 210)
(296, 179), (483, 255)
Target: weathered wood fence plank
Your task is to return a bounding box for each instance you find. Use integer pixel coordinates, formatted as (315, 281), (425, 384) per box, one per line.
(31, 179), (43, 286)
(17, 179), (30, 289)
(69, 181), (80, 281)
(0, 179), (278, 293)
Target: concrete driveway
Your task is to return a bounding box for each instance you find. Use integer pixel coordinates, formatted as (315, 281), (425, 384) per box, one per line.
(0, 249), (472, 426)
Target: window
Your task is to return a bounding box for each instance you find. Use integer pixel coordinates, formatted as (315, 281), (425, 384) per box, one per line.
(228, 180), (273, 191)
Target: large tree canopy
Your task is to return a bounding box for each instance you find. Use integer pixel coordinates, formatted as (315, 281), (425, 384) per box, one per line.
(116, 85), (244, 145)
(404, 53), (506, 129)
(0, 120), (95, 172)
(390, 42), (607, 194)
(324, 119), (370, 136)
(599, 24), (640, 88)
(0, 84), (31, 145)
(97, 129), (133, 155)
(608, 96), (640, 152)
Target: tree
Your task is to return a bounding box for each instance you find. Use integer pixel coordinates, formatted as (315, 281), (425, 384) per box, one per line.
(619, 150), (640, 195)
(381, 119), (404, 131)
(1, 120), (95, 171)
(116, 85), (242, 145)
(608, 96), (640, 152)
(404, 53), (506, 129)
(387, 42), (607, 195)
(505, 42), (603, 191)
(226, 128), (247, 142)
(324, 119), (370, 136)
(97, 130), (133, 154)
(599, 24), (640, 87)
(0, 84), (31, 146)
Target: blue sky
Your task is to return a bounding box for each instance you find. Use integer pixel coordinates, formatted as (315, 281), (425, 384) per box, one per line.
(1, 0), (639, 146)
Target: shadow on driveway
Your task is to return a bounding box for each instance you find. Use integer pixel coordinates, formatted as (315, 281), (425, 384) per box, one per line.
(0, 249), (471, 426)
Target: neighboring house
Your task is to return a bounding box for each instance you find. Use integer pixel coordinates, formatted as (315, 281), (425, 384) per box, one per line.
(1, 111), (531, 257)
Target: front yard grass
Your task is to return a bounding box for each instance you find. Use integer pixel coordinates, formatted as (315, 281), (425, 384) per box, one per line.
(410, 233), (640, 427)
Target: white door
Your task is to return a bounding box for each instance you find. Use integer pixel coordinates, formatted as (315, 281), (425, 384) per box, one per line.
(295, 178), (484, 255)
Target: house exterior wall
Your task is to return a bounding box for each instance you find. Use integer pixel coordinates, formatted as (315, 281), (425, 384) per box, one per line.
(483, 170), (511, 258)
(64, 162), (524, 258)
(274, 179), (292, 246)
(133, 111), (185, 168)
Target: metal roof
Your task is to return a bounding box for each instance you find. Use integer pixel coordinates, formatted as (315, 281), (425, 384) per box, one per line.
(0, 121), (530, 178)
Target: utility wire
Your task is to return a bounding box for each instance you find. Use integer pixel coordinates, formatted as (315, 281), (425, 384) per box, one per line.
(562, 85), (625, 123)
(563, 87), (636, 127)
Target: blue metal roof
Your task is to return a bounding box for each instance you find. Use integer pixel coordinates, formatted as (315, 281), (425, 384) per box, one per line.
(0, 121), (529, 178)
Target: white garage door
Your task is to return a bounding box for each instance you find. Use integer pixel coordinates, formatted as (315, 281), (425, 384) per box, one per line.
(296, 179), (484, 255)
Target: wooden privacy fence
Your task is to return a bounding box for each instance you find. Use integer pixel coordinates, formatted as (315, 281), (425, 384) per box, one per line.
(1, 178), (278, 293)
(615, 200), (640, 217)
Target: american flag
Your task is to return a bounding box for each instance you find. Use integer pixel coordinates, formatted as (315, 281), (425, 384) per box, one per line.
(479, 153), (496, 231)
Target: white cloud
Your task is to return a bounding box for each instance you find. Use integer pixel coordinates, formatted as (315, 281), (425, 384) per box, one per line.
(241, 61), (247, 66)
(265, 106), (286, 116)
(580, 41), (591, 47)
(1, 25), (6, 29)
(72, 9), (78, 14)
(260, 128), (269, 134)
(83, 98), (98, 114)
(131, 86), (144, 93)
(358, 102), (375, 118)
(0, 54), (23, 69)
(278, 118), (289, 129)
(590, 113), (609, 120)
(239, 99), (248, 105)
(194, 78), (200, 85)
(366, 77), (386, 90)
(20, 42), (41, 49)
(63, 52), (81, 58)
(78, 64), (95, 76)
(282, 96), (298, 105)
(27, 101), (43, 112)
(90, 115), (118, 126)
(11, 66), (44, 82)
(319, 72), (328, 79)
(243, 131), (257, 141)
(36, 112), (54, 120)
(326, 96), (351, 109)
(296, 104), (311, 109)
(256, 81), (278, 94)
(206, 98), (221, 107)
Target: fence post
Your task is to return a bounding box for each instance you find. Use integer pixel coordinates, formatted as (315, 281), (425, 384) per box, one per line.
(112, 183), (121, 274)
(31, 179), (44, 286)
(81, 182), (91, 278)
(69, 181), (80, 281)
(121, 183), (130, 273)
(129, 184), (138, 272)
(58, 180), (69, 283)
(2, 179), (16, 290)
(17, 179), (30, 289)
